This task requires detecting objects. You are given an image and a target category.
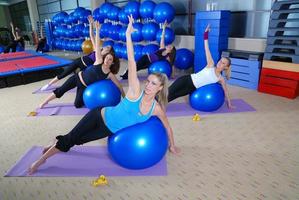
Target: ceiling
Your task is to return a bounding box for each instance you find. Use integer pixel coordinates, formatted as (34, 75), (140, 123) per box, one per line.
(0, 0), (25, 6)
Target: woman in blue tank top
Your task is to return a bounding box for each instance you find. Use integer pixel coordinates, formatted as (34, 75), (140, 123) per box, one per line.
(168, 25), (234, 109)
(39, 20), (125, 108)
(120, 20), (177, 80)
(28, 15), (179, 175)
(40, 16), (113, 91)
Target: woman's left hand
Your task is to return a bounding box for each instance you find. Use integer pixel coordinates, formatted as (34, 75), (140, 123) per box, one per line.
(169, 145), (180, 154)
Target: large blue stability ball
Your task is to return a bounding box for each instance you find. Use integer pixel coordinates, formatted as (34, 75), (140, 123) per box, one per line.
(156, 27), (175, 45)
(142, 43), (159, 55)
(83, 80), (121, 109)
(148, 60), (172, 78)
(153, 2), (175, 23)
(174, 48), (194, 70)
(189, 83), (225, 112)
(108, 116), (168, 170)
(142, 22), (159, 41)
(139, 0), (156, 19)
(124, 1), (140, 19)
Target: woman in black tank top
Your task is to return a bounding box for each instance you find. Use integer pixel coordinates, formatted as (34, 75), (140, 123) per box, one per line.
(39, 16), (114, 91)
(120, 21), (177, 80)
(38, 21), (125, 109)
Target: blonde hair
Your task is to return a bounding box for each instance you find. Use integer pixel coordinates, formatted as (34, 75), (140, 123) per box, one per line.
(223, 57), (231, 80)
(151, 72), (169, 111)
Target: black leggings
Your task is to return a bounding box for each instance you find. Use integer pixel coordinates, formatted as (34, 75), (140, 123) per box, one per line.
(53, 74), (86, 108)
(55, 108), (112, 152)
(122, 54), (151, 78)
(36, 39), (46, 52)
(57, 56), (93, 80)
(168, 75), (196, 102)
(4, 41), (18, 53)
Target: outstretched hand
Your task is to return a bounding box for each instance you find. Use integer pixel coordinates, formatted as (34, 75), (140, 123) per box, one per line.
(162, 20), (168, 30)
(88, 15), (94, 24)
(205, 24), (211, 32)
(169, 145), (180, 154)
(126, 15), (136, 35)
(94, 21), (100, 29)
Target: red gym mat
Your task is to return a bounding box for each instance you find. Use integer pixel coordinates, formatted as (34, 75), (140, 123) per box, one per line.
(0, 52), (33, 60)
(0, 57), (58, 73)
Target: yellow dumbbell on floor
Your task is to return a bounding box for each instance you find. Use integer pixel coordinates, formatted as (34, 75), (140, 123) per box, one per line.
(92, 175), (108, 186)
(192, 113), (200, 121)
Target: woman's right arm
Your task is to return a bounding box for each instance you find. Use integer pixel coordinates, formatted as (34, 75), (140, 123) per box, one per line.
(93, 21), (103, 65)
(88, 15), (96, 49)
(10, 22), (17, 40)
(204, 24), (214, 67)
(125, 15), (141, 99)
(159, 20), (167, 49)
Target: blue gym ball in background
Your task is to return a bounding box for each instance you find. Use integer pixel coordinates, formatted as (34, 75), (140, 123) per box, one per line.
(124, 1), (140, 19)
(148, 60), (172, 78)
(83, 80), (121, 110)
(156, 27), (175, 45)
(189, 83), (225, 112)
(139, 0), (156, 19)
(142, 22), (159, 41)
(108, 116), (168, 170)
(153, 2), (175, 23)
(174, 48), (194, 70)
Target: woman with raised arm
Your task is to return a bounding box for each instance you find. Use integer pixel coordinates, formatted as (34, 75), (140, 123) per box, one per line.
(28, 15), (179, 175)
(40, 15), (113, 91)
(35, 22), (47, 53)
(120, 20), (176, 79)
(39, 21), (124, 109)
(3, 22), (25, 53)
(168, 25), (234, 109)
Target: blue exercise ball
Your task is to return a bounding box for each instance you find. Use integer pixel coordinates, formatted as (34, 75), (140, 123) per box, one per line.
(16, 44), (24, 52)
(124, 1), (140, 19)
(107, 6), (120, 21)
(156, 27), (175, 45)
(103, 40), (114, 48)
(0, 45), (4, 53)
(131, 23), (143, 42)
(142, 22), (159, 41)
(74, 7), (86, 22)
(139, 0), (156, 19)
(153, 2), (175, 23)
(83, 79), (121, 109)
(142, 43), (159, 55)
(42, 44), (50, 52)
(108, 116), (168, 170)
(118, 9), (129, 24)
(100, 22), (112, 38)
(189, 83), (225, 112)
(134, 44), (144, 61)
(121, 45), (128, 60)
(148, 60), (172, 78)
(113, 42), (124, 58)
(118, 26), (127, 42)
(99, 3), (113, 21)
(174, 48), (194, 70)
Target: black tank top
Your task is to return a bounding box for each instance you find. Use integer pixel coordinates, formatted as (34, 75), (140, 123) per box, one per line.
(82, 64), (109, 85)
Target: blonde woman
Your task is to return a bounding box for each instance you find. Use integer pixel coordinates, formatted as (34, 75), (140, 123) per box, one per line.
(168, 25), (233, 109)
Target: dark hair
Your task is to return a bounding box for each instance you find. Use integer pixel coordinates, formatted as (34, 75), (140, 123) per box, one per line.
(168, 46), (176, 65)
(103, 48), (120, 74)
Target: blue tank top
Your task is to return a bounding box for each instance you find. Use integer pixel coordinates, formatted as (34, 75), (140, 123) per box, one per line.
(104, 92), (156, 133)
(82, 64), (109, 85)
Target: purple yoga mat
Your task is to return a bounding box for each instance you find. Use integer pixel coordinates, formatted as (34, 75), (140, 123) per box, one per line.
(32, 99), (255, 117)
(5, 146), (167, 177)
(32, 85), (76, 94)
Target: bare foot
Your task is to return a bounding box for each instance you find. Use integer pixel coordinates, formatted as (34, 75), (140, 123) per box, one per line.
(28, 159), (45, 175)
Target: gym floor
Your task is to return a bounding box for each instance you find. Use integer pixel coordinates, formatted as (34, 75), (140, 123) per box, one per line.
(0, 49), (299, 200)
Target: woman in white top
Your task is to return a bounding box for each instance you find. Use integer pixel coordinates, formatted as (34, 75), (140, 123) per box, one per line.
(168, 25), (233, 109)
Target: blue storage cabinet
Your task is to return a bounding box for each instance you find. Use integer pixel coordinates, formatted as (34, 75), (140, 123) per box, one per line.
(194, 11), (230, 72)
(222, 50), (264, 90)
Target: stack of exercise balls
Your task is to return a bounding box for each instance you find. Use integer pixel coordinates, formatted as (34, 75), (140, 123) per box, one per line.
(51, 7), (92, 52)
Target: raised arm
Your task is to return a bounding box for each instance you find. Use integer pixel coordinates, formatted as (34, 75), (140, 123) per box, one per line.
(93, 21), (103, 65)
(204, 24), (214, 67)
(87, 15), (96, 49)
(125, 15), (141, 99)
(40, 22), (43, 38)
(159, 20), (167, 49)
(155, 105), (179, 154)
(10, 22), (17, 40)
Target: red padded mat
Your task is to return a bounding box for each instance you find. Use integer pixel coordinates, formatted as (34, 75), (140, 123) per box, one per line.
(0, 52), (32, 60)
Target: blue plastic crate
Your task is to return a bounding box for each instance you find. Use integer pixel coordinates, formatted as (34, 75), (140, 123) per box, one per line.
(227, 58), (262, 90)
